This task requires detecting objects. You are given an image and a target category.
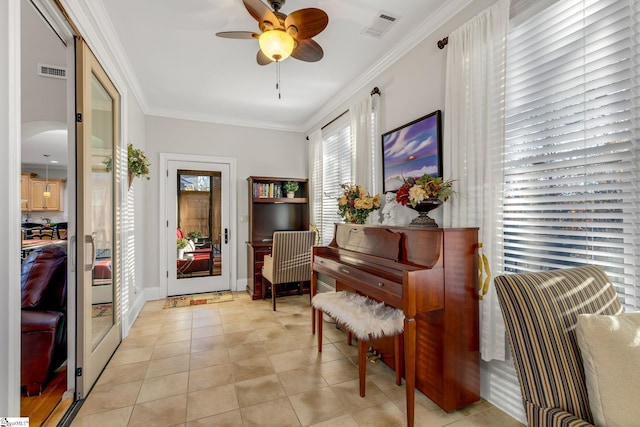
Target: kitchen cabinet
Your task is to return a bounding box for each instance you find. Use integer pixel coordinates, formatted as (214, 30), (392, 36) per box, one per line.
(28, 178), (64, 211)
(21, 173), (34, 210)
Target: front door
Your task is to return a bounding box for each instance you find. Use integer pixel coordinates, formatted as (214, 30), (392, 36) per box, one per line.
(167, 160), (231, 295)
(75, 38), (121, 397)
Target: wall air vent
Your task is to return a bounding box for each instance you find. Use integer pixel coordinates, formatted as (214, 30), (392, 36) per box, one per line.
(38, 63), (67, 79)
(361, 11), (399, 39)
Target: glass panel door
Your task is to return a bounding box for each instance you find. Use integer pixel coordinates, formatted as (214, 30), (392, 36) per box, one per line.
(75, 38), (121, 398)
(168, 161), (230, 295)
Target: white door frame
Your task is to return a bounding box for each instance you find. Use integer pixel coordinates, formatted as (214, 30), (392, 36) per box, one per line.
(159, 153), (237, 297)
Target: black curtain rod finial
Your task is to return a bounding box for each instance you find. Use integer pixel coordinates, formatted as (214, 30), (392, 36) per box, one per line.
(437, 36), (449, 49)
(307, 86), (381, 140)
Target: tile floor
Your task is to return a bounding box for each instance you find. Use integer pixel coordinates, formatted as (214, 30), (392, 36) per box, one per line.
(70, 292), (524, 427)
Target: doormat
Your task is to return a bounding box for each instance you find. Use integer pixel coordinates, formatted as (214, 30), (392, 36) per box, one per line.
(164, 291), (234, 309)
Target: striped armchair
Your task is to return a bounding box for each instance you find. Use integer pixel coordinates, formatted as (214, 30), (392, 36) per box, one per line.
(494, 265), (623, 427)
(262, 230), (315, 311)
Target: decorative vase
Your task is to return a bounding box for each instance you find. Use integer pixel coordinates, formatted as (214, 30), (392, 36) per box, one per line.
(177, 248), (185, 259)
(409, 199), (443, 227)
(287, 192), (295, 198)
(128, 171), (134, 188)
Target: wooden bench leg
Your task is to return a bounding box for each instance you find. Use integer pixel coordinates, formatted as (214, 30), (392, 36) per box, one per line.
(394, 333), (402, 386)
(358, 337), (367, 397)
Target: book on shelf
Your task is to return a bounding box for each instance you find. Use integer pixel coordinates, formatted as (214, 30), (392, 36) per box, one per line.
(253, 182), (283, 199)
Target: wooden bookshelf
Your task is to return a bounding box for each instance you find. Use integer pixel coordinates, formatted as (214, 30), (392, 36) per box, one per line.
(246, 176), (309, 299)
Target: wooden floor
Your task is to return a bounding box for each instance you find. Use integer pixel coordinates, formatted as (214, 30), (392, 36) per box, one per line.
(21, 365), (68, 426)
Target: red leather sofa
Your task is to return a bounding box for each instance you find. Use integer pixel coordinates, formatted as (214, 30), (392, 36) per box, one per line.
(21, 244), (67, 396)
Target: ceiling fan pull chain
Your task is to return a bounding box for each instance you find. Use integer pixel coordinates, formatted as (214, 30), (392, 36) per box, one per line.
(276, 60), (282, 99)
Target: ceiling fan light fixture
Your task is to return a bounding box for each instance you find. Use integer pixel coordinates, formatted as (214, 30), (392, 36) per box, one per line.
(259, 29), (294, 61)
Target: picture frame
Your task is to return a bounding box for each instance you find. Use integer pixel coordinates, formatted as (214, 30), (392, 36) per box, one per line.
(381, 110), (442, 192)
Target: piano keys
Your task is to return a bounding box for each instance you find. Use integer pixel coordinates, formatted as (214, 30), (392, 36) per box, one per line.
(311, 224), (480, 426)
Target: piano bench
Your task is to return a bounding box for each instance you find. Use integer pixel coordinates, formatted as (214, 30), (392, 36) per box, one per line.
(312, 291), (405, 397)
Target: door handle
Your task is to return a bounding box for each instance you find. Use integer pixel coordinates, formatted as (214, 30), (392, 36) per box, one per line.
(70, 234), (76, 271)
(87, 233), (97, 270)
(224, 228), (229, 244)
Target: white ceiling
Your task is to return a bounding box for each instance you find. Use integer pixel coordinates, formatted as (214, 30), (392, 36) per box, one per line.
(98, 0), (465, 132)
(21, 0), (468, 167)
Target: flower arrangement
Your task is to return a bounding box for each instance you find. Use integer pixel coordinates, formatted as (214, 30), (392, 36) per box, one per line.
(337, 183), (381, 224)
(103, 143), (151, 181)
(395, 174), (454, 208)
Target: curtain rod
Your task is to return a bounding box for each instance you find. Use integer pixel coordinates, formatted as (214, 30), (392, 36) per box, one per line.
(306, 87), (381, 140)
(437, 36), (449, 49)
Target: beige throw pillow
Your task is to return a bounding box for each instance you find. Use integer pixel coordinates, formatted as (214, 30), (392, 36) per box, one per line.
(576, 312), (640, 427)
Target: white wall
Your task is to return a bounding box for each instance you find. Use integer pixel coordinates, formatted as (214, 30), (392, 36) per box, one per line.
(123, 92), (148, 332)
(143, 116), (307, 294)
(304, 0), (525, 423)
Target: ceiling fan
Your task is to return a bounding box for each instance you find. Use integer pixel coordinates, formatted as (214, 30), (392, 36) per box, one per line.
(216, 0), (329, 65)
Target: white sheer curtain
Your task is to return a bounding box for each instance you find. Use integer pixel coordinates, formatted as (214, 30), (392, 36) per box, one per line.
(442, 0), (509, 361)
(351, 94), (373, 189)
(351, 93), (380, 223)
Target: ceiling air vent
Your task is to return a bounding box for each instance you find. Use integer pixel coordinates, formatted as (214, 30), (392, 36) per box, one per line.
(362, 11), (399, 39)
(38, 63), (67, 79)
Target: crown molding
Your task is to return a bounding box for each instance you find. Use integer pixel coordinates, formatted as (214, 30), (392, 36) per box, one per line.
(301, 0), (472, 133)
(61, 0), (149, 113)
(146, 107), (306, 133)
(86, 0), (150, 113)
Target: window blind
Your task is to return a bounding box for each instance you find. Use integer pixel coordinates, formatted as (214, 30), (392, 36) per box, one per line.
(504, 0), (638, 308)
(315, 113), (352, 245)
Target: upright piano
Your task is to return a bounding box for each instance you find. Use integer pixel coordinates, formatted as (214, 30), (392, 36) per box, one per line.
(311, 224), (480, 426)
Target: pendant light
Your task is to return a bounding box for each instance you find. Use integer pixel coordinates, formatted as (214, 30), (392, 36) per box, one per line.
(43, 154), (51, 198)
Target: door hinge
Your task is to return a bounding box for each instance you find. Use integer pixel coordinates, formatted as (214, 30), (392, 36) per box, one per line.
(76, 113), (82, 123)
(166, 271), (169, 278)
(167, 220), (169, 227)
(76, 367), (83, 377)
(167, 170), (169, 177)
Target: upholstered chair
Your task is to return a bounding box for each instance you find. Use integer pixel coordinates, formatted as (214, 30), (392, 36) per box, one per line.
(262, 230), (315, 311)
(21, 244), (68, 396)
(494, 265), (623, 427)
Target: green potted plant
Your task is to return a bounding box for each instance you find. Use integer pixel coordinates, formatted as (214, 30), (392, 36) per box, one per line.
(186, 231), (202, 242)
(283, 181), (299, 198)
(103, 142), (151, 188)
(176, 237), (189, 259)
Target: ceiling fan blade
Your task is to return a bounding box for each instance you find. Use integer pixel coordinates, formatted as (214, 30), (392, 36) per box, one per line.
(243, 0), (280, 28)
(291, 38), (323, 62)
(216, 31), (259, 39)
(285, 8), (328, 40)
(257, 50), (273, 66)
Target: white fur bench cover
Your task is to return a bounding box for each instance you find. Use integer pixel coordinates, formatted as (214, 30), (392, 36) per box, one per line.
(312, 291), (405, 341)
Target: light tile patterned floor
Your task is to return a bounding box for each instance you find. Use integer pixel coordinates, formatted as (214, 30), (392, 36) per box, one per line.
(70, 292), (524, 427)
